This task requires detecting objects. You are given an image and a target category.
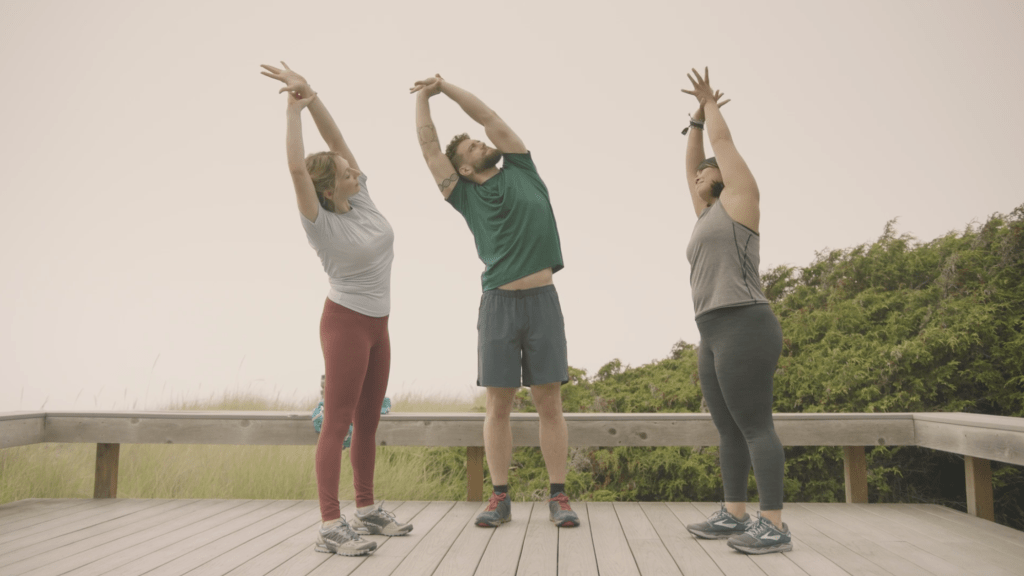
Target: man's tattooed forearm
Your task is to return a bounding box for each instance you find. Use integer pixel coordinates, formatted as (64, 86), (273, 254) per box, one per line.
(438, 173), (458, 192)
(418, 124), (439, 146)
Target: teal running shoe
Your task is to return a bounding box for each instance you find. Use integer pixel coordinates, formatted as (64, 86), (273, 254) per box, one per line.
(548, 493), (580, 527)
(686, 504), (751, 539)
(727, 513), (793, 554)
(476, 492), (512, 527)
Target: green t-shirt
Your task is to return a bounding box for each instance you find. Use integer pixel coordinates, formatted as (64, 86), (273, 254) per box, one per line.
(446, 152), (564, 291)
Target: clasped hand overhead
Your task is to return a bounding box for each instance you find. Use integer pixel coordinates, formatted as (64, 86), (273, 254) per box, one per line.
(409, 74), (444, 97)
(261, 61), (316, 109)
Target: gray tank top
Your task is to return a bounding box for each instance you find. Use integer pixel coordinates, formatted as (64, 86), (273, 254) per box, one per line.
(686, 201), (769, 317)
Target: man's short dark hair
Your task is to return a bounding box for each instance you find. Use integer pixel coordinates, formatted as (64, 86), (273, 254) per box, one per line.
(445, 133), (470, 169)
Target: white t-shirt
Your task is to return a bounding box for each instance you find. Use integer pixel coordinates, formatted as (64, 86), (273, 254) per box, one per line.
(301, 173), (394, 317)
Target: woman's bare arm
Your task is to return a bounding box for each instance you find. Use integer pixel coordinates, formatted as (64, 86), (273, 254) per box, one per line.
(683, 67), (759, 231)
(261, 62), (359, 170)
(284, 93), (321, 222)
(684, 105), (710, 217)
(703, 99), (760, 232)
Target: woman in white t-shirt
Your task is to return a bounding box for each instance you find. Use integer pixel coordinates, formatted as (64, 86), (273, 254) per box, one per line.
(261, 62), (411, 556)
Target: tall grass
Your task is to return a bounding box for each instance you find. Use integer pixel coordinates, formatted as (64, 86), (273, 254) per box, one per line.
(0, 391), (484, 506)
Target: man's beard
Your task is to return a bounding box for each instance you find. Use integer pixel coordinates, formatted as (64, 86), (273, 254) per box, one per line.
(475, 148), (503, 171)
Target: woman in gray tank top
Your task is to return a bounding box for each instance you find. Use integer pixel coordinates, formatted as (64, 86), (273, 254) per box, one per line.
(680, 68), (793, 554)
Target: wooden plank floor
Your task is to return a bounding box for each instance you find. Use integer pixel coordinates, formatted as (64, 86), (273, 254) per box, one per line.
(1, 499), (1022, 576)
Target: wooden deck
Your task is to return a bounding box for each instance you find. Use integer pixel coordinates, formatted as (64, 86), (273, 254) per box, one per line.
(2, 499), (1022, 576)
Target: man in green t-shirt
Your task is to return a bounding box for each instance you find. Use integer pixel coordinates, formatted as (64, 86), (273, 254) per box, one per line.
(411, 75), (579, 529)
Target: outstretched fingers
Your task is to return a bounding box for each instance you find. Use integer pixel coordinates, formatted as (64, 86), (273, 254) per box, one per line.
(682, 66), (724, 106)
(260, 61), (306, 87)
(260, 63), (282, 76)
(690, 68), (709, 89)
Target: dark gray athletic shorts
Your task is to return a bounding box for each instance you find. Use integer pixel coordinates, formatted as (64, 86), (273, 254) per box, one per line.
(477, 284), (569, 388)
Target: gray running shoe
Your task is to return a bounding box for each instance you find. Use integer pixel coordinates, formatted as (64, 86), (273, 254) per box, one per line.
(548, 492), (580, 527)
(476, 491), (512, 527)
(351, 502), (413, 536)
(686, 504), (751, 539)
(727, 513), (793, 554)
(315, 516), (378, 556)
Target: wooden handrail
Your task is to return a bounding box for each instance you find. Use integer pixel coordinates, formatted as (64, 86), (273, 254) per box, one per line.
(3, 411), (1021, 522)
(0, 411), (916, 448)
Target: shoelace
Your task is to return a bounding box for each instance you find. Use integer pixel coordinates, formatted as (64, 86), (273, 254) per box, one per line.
(749, 514), (774, 538)
(484, 492), (507, 511)
(327, 515), (363, 541)
(550, 493), (572, 511)
(709, 505), (733, 523)
(368, 501), (397, 521)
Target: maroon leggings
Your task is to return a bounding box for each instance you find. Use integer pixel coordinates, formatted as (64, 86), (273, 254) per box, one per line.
(315, 299), (390, 520)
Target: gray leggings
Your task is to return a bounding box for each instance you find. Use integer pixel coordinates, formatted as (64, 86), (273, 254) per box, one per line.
(696, 303), (785, 510)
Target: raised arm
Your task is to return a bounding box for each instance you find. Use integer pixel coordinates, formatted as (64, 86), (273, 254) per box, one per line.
(418, 76), (527, 154)
(307, 96), (358, 170)
(684, 103), (711, 217)
(412, 79), (460, 199)
(284, 93), (321, 222)
(683, 68), (758, 231)
(261, 62), (358, 170)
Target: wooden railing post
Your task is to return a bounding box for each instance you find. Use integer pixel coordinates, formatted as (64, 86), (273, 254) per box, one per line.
(467, 446), (484, 502)
(843, 446), (868, 503)
(94, 443), (120, 498)
(964, 456), (994, 521)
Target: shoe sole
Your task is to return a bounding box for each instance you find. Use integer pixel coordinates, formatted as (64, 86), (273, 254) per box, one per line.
(476, 517), (510, 528)
(551, 518), (580, 527)
(353, 526), (414, 536)
(727, 541), (793, 555)
(687, 527), (744, 540)
(314, 543), (377, 556)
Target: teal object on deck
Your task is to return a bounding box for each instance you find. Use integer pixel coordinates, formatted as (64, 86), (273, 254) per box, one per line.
(312, 401), (325, 433)
(312, 393), (392, 448)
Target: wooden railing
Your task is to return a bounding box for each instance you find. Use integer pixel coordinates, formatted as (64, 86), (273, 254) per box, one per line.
(2, 411), (1022, 522)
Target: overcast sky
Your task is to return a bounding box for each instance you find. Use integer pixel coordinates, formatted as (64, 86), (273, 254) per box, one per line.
(2, 0), (1022, 411)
